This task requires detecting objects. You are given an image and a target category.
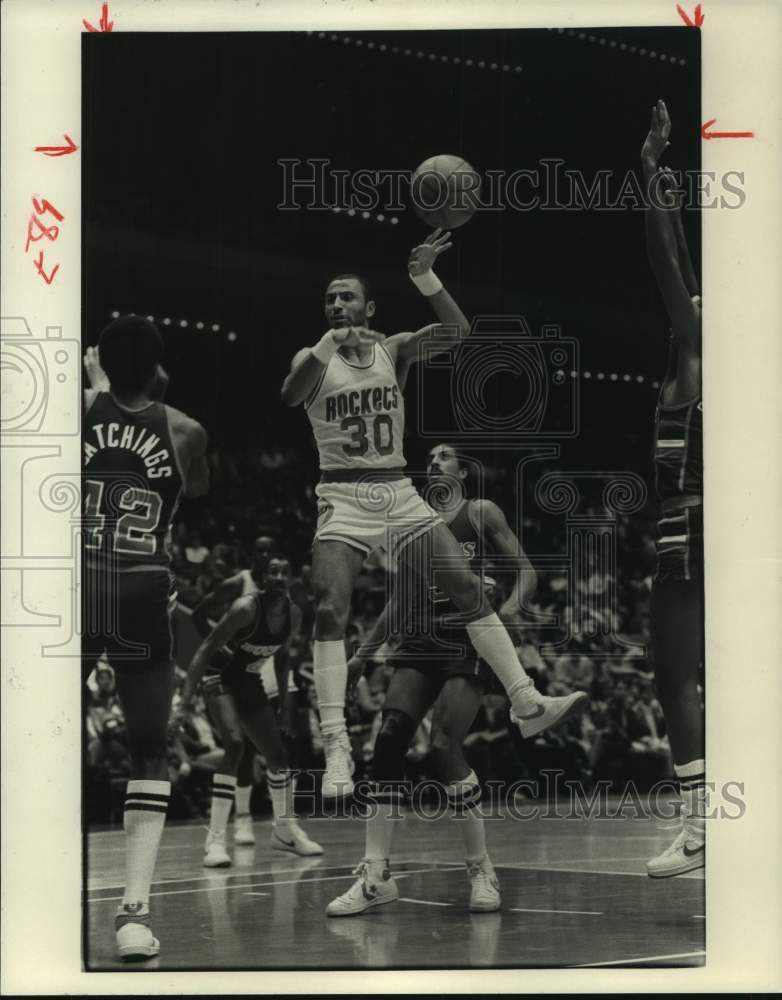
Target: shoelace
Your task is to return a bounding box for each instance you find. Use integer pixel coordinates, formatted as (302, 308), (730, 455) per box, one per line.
(467, 861), (495, 885)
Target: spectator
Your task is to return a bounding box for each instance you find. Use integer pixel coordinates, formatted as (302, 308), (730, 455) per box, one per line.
(184, 531), (210, 571)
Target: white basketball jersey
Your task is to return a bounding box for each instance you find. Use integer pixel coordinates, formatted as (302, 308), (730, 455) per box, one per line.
(304, 342), (406, 471)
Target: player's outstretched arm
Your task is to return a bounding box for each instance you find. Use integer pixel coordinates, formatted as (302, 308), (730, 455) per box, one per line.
(190, 573), (245, 636)
(659, 167), (700, 298)
(472, 499), (537, 639)
(384, 229), (470, 368)
(281, 327), (384, 406)
(180, 597), (256, 708)
(641, 100), (700, 353)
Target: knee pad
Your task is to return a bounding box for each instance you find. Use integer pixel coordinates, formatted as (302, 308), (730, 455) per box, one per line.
(372, 708), (418, 784)
(445, 769), (482, 813)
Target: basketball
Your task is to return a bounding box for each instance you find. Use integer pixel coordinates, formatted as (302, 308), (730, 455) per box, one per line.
(410, 154), (481, 230)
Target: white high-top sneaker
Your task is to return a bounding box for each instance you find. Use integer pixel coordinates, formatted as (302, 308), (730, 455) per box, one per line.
(321, 729), (356, 799)
(326, 860), (399, 917)
(115, 901), (160, 960)
(467, 855), (501, 912)
(647, 815), (705, 878)
(203, 829), (232, 868)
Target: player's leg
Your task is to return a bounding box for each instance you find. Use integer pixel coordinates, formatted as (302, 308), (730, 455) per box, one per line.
(201, 684), (248, 866)
(235, 678), (323, 857)
(647, 575), (705, 877)
(327, 666), (437, 917)
(108, 569), (177, 960)
(112, 657), (175, 958)
(311, 538), (366, 797)
(400, 523), (588, 738)
(233, 736), (256, 845)
(430, 673), (500, 912)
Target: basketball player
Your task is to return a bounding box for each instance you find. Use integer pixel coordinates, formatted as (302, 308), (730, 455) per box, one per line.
(189, 534), (286, 843)
(641, 101), (705, 876)
(178, 554), (323, 864)
(281, 229), (587, 798)
(82, 317), (209, 960)
(327, 443), (537, 915)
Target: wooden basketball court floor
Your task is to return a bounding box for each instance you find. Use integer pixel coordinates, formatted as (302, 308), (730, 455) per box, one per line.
(85, 809), (705, 971)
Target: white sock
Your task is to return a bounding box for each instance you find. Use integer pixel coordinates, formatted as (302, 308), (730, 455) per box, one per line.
(314, 639), (348, 736)
(209, 773), (237, 837)
(465, 614), (537, 712)
(365, 789), (402, 871)
(122, 779), (170, 906)
(235, 784), (252, 816)
(268, 769), (295, 824)
(675, 759), (706, 824)
(446, 771), (487, 863)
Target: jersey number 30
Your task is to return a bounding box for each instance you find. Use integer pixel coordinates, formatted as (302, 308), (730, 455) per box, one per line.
(341, 414), (394, 457)
(84, 480), (163, 555)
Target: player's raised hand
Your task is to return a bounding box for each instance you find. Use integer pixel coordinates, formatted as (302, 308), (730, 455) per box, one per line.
(641, 99), (672, 167)
(83, 345), (110, 391)
(408, 228), (453, 276)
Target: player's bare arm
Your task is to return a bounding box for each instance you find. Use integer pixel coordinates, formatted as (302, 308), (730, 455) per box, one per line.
(281, 325), (384, 407)
(180, 596), (257, 708)
(168, 411), (210, 498)
(471, 499), (537, 634)
(384, 229), (470, 371)
(190, 573), (246, 636)
(658, 166), (700, 298)
(641, 100), (700, 355)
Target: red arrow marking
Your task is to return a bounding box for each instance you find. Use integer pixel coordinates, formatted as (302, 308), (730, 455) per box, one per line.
(677, 3), (705, 27)
(702, 119), (754, 140)
(83, 2), (114, 32)
(33, 135), (79, 157)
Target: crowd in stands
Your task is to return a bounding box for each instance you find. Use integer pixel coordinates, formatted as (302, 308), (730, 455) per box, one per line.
(86, 444), (694, 825)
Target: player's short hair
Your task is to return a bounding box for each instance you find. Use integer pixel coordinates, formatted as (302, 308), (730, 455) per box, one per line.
(98, 315), (163, 394)
(266, 553), (291, 570)
(433, 443), (470, 473)
(330, 273), (373, 304)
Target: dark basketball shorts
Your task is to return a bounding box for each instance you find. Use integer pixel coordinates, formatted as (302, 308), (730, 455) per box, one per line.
(654, 503), (703, 582)
(202, 660), (270, 712)
(390, 628), (492, 689)
(82, 566), (176, 669)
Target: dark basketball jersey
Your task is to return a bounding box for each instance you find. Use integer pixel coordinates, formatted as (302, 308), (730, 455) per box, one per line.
(653, 393), (703, 505)
(226, 592), (292, 675)
(83, 393), (184, 569)
(402, 499), (487, 635)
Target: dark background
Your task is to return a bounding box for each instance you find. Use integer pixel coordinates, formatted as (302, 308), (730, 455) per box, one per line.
(82, 27), (700, 481)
